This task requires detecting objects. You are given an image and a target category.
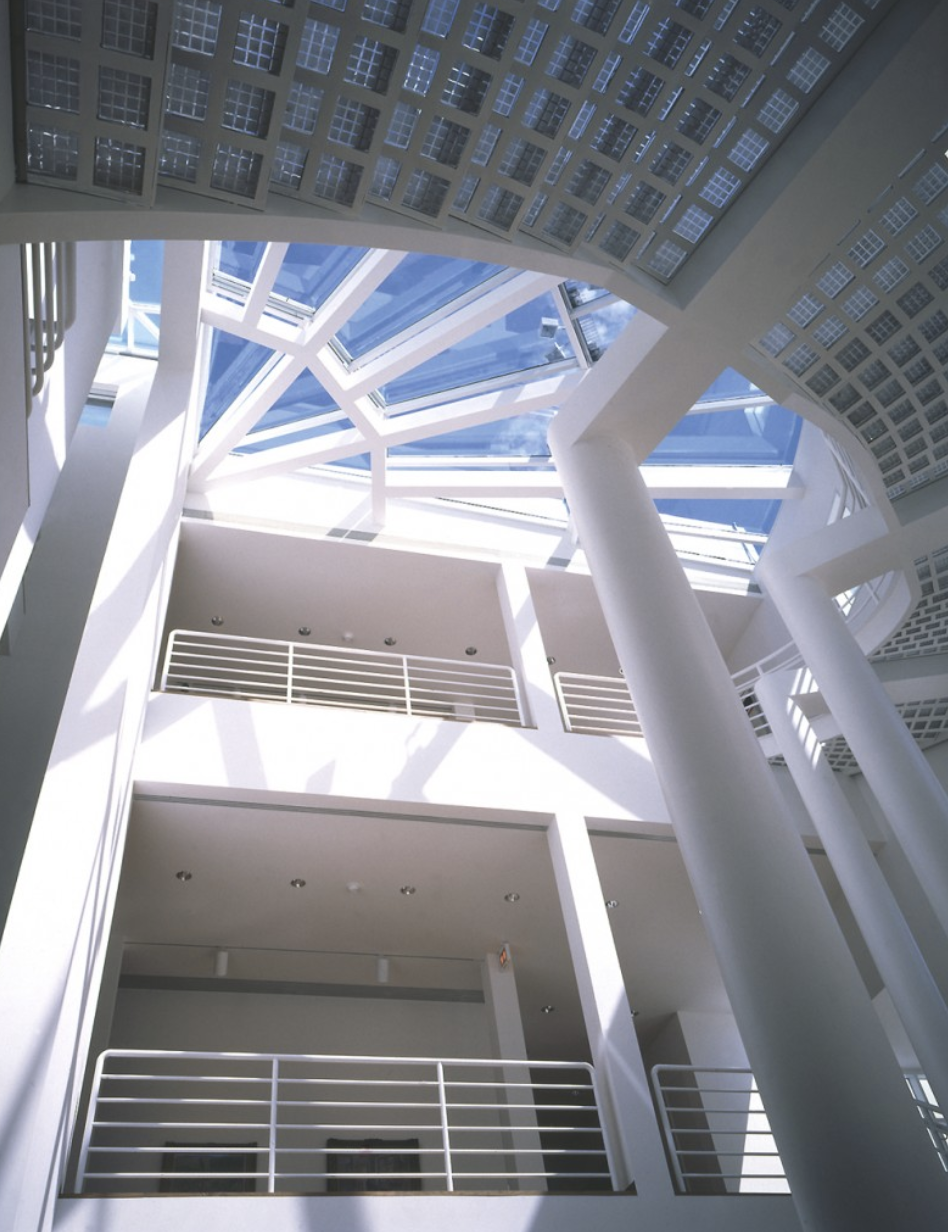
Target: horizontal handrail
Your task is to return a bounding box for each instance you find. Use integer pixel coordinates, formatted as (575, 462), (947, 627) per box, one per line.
(76, 1050), (615, 1195)
(21, 242), (75, 410)
(160, 630), (526, 727)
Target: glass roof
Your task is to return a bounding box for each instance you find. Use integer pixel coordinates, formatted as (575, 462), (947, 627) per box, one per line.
(192, 241), (803, 540)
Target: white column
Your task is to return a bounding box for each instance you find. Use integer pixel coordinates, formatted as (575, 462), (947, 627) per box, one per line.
(547, 810), (671, 1196)
(482, 947), (545, 1191)
(761, 568), (948, 938)
(548, 425), (948, 1227)
(756, 668), (948, 1113)
(0, 243), (204, 1232)
(495, 561), (562, 731)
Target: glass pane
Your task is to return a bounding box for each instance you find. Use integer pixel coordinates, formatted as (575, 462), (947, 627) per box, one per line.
(248, 368), (339, 433)
(271, 244), (369, 311)
(336, 255), (505, 357)
(217, 240), (266, 283)
(200, 332), (275, 437)
(235, 417), (354, 453)
(388, 411), (555, 463)
(647, 403), (801, 466)
(654, 498), (782, 535)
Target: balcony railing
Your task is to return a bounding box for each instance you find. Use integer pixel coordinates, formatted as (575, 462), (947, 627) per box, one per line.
(160, 630), (526, 727)
(76, 1050), (615, 1195)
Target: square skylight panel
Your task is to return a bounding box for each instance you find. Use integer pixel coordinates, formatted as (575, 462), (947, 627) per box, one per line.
(26, 0), (82, 39)
(298, 19), (339, 73)
(312, 154), (363, 205)
(270, 141), (307, 188)
(404, 45), (440, 95)
(27, 123), (79, 178)
(345, 38), (398, 93)
(463, 4), (514, 59)
(441, 62), (492, 115)
(172, 0), (222, 55)
(591, 115), (637, 161)
(210, 142), (263, 197)
(159, 131), (202, 181)
(101, 0), (158, 57)
(93, 137), (146, 193)
(165, 63), (210, 120)
(477, 185), (523, 230)
(97, 67), (151, 128)
(329, 97), (380, 152)
(26, 51), (80, 113)
(574, 0), (622, 36)
(364, 0), (413, 32)
(421, 116), (470, 167)
(284, 82), (323, 134)
(401, 167), (450, 216)
(233, 13), (288, 73)
(222, 80), (275, 138)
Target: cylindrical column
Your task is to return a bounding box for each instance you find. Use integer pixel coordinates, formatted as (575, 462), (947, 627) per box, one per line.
(548, 424), (948, 1229)
(761, 567), (948, 938)
(757, 668), (948, 1112)
(547, 810), (671, 1196)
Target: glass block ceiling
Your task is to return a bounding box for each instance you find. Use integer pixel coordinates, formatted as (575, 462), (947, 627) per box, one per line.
(14, 0), (893, 286)
(193, 239), (800, 534)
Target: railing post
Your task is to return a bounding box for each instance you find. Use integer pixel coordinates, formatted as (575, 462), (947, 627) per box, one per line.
(436, 1062), (454, 1192)
(552, 673), (572, 732)
(286, 642), (294, 704)
(268, 1057), (279, 1194)
(402, 656), (413, 717)
(507, 666), (526, 727)
(159, 631), (177, 692)
(650, 1066), (687, 1194)
(75, 1050), (109, 1195)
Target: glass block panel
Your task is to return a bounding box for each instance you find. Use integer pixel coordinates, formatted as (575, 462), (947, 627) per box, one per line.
(515, 19), (549, 66)
(364, 0), (413, 32)
(477, 184), (523, 230)
(618, 0), (650, 43)
(650, 141), (692, 184)
(27, 123), (79, 179)
(566, 159), (611, 204)
(593, 51), (622, 93)
(329, 97), (380, 152)
(783, 343), (818, 375)
(700, 165), (741, 207)
(817, 261), (854, 298)
(422, 0), (459, 37)
(441, 62), (492, 114)
(297, 19), (339, 73)
(618, 66), (664, 115)
(452, 172), (478, 210)
(222, 79), (274, 137)
(499, 138), (546, 186)
(600, 220), (640, 260)
(913, 162), (948, 205)
(172, 0), (222, 55)
(928, 256), (948, 290)
(102, 0), (158, 57)
(345, 37), (398, 93)
(758, 88), (798, 133)
(543, 201), (587, 245)
(728, 129), (769, 172)
(523, 89), (571, 137)
(547, 36), (597, 87)
(233, 12), (287, 73)
(284, 82), (323, 134)
(677, 0), (715, 16)
(887, 336), (920, 367)
(369, 154), (401, 199)
(544, 146), (572, 186)
(858, 358), (890, 390)
(841, 285), (878, 321)
(270, 141), (307, 188)
(523, 193), (548, 227)
(624, 180), (666, 223)
(733, 7), (781, 57)
(812, 316), (847, 348)
(93, 136), (146, 193)
(386, 101), (421, 148)
(880, 196), (917, 236)
(864, 310), (901, 344)
(470, 123), (501, 165)
(848, 229), (884, 268)
(896, 282), (934, 318)
(645, 19), (693, 68)
(210, 142), (263, 197)
(421, 116), (471, 166)
(592, 114), (638, 161)
(159, 130), (202, 182)
(26, 51), (80, 113)
(705, 53), (750, 101)
(648, 239), (689, 278)
(673, 204), (714, 244)
(401, 167), (451, 216)
(820, 3), (864, 52)
(312, 153), (363, 205)
(786, 46), (830, 93)
(26, 0), (82, 39)
(404, 45), (440, 94)
(787, 292), (822, 328)
(165, 63), (210, 120)
(836, 337), (871, 371)
(807, 365), (840, 396)
(905, 225), (943, 264)
(98, 66), (151, 128)
(463, 4), (515, 59)
(677, 97), (722, 144)
(573, 0), (622, 36)
(493, 74), (523, 117)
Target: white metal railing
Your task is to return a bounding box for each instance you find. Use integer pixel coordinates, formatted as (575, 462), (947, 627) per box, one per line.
(905, 1072), (948, 1172)
(21, 241), (76, 410)
(160, 630), (526, 727)
(76, 1050), (615, 1195)
(651, 1066), (788, 1195)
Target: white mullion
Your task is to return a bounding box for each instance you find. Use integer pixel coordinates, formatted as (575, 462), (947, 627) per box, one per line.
(232, 407), (352, 448)
(298, 250), (406, 351)
(371, 444), (388, 526)
(384, 471), (565, 498)
(373, 361), (579, 417)
(344, 271), (563, 399)
(640, 464), (800, 500)
(379, 372), (582, 448)
(243, 244), (290, 325)
(204, 427), (371, 487)
(552, 286), (592, 371)
(687, 395), (776, 415)
(201, 303), (303, 354)
(307, 349), (385, 442)
(190, 353), (307, 487)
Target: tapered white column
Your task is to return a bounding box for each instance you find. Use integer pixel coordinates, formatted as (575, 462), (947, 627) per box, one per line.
(757, 668), (948, 1112)
(548, 425), (948, 1228)
(548, 810), (671, 1196)
(760, 569), (948, 939)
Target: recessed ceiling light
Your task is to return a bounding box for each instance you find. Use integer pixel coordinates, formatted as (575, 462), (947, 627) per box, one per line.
(400, 884), (416, 896)
(504, 892), (520, 903)
(211, 616), (224, 627)
(605, 899), (619, 910)
(346, 881), (363, 893)
(290, 878), (306, 889)
(546, 656), (556, 665)
(298, 626), (311, 637)
(175, 870), (192, 881)
(465, 646), (477, 656)
(384, 637), (397, 646)
(541, 1004), (555, 1014)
